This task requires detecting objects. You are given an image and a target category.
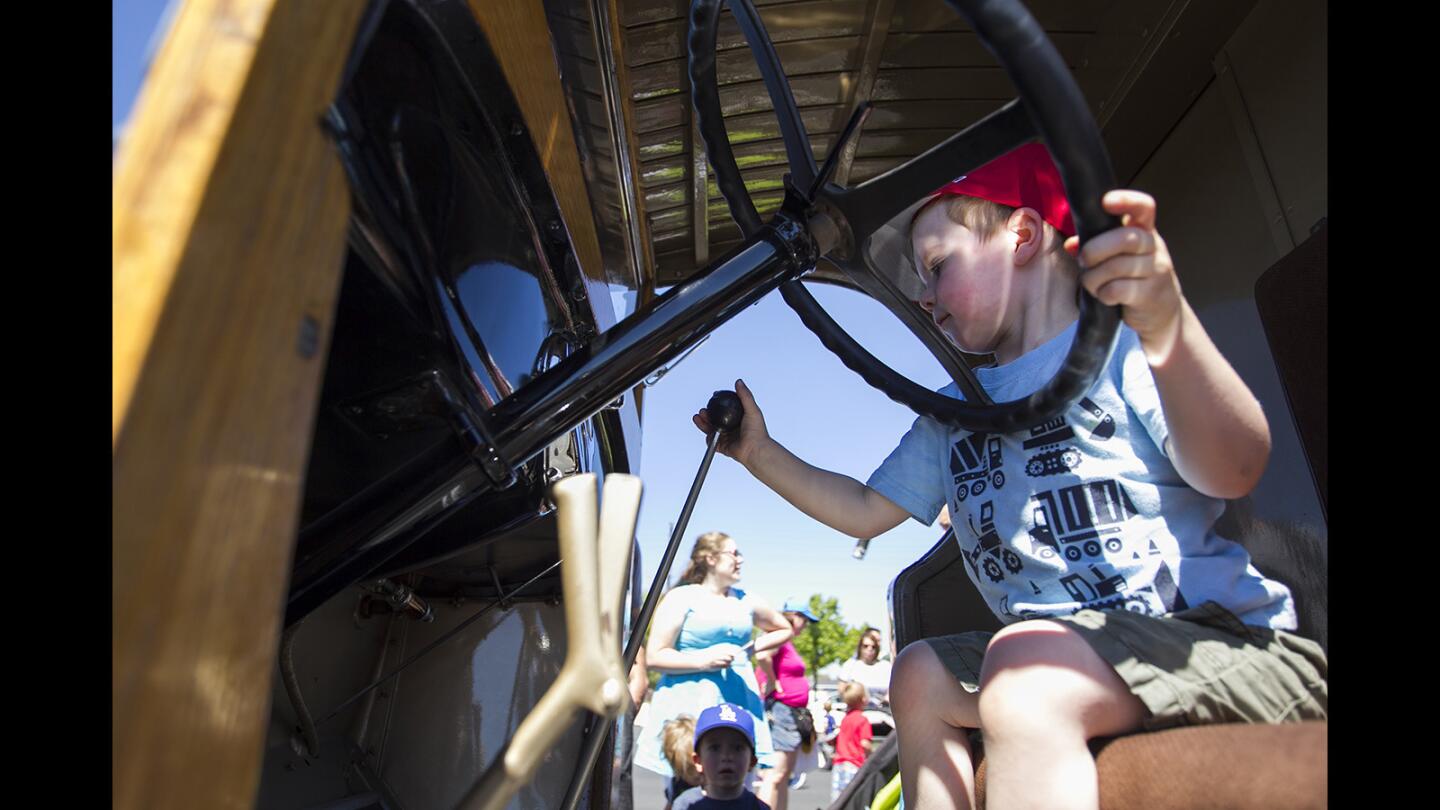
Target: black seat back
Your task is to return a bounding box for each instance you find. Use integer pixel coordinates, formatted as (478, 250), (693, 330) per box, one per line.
(1249, 224), (1328, 652)
(891, 528), (1001, 650)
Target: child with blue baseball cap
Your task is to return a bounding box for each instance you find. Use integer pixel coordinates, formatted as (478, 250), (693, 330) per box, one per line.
(671, 703), (771, 810)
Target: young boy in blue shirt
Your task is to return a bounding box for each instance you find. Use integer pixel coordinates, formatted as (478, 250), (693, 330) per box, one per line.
(694, 143), (1327, 810)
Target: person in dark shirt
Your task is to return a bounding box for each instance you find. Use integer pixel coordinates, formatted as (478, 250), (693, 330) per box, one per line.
(672, 703), (772, 810)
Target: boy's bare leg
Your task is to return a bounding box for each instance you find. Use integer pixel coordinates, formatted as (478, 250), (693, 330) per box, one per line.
(978, 621), (1147, 810)
(892, 642), (980, 810)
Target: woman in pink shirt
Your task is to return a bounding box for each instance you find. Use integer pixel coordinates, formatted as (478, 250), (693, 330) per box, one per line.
(753, 599), (818, 810)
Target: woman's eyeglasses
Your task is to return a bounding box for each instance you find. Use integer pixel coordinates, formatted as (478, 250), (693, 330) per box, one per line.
(715, 549), (744, 560)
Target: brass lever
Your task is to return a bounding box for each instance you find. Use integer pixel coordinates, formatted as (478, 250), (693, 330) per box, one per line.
(457, 473), (642, 810)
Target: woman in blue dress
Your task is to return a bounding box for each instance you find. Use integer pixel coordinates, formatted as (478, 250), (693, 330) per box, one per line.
(634, 531), (793, 791)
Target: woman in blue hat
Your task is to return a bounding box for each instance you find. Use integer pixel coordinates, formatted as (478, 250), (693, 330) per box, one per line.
(635, 532), (793, 799)
(753, 598), (820, 810)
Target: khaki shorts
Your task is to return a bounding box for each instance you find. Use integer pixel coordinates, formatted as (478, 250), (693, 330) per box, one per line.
(924, 601), (1328, 731)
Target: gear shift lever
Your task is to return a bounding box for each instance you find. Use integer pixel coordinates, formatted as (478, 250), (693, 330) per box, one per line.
(556, 390), (745, 810)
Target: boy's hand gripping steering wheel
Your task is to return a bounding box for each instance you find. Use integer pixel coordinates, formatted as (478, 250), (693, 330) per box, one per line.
(688, 0), (1123, 433)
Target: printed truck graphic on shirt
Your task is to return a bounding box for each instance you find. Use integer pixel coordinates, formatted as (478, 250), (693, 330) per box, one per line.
(945, 395), (1191, 620)
(1022, 417), (1082, 477)
(1026, 480), (1139, 561)
(950, 432), (1005, 502)
(1077, 397), (1116, 440)
(1069, 557), (1186, 617)
(1059, 565), (1128, 602)
(963, 500), (1025, 583)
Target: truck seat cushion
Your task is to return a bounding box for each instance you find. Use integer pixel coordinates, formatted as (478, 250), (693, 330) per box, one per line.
(972, 721), (1328, 809)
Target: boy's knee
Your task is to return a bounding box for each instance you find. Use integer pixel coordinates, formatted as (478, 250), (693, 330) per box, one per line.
(977, 621), (1142, 739)
(890, 641), (943, 707)
(892, 640), (982, 728)
(981, 620), (1086, 672)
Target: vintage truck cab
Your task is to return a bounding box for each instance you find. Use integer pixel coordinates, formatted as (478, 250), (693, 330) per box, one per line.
(113, 1), (1325, 808)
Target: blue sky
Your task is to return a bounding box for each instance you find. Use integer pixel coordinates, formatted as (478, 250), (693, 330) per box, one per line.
(113, 0), (177, 139)
(630, 286), (950, 646)
(113, 4), (952, 648)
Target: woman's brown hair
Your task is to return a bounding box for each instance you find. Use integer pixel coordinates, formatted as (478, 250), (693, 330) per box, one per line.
(855, 627), (883, 661)
(674, 531), (731, 587)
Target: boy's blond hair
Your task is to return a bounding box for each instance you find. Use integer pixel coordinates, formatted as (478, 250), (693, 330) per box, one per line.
(838, 681), (867, 710)
(912, 195), (1076, 267)
(661, 715), (701, 786)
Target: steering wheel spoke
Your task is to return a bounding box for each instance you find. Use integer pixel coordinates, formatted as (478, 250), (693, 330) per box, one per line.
(725, 0), (817, 192)
(688, 0), (816, 238)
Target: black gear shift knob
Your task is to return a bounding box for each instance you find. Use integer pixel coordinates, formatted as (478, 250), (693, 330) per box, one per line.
(707, 390), (744, 433)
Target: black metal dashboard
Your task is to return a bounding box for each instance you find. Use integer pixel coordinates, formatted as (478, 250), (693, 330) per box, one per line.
(289, 0), (635, 625)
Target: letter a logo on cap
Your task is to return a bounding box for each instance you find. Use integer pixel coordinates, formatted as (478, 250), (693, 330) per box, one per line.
(719, 704), (737, 722)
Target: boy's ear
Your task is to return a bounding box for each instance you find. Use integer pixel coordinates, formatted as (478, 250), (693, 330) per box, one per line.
(692, 751), (703, 770)
(1008, 206), (1045, 267)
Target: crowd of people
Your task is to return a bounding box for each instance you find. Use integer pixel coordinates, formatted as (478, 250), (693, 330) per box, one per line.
(629, 531), (889, 809)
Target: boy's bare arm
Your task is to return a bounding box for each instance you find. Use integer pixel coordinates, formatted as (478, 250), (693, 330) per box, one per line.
(745, 436), (912, 539)
(1147, 299), (1270, 498)
(1069, 190), (1271, 499)
(694, 380), (912, 540)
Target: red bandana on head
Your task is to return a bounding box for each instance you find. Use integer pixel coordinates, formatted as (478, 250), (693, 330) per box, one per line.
(922, 142), (1076, 238)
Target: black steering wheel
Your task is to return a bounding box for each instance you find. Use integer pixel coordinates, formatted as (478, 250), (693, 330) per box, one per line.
(688, 0), (1123, 434)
